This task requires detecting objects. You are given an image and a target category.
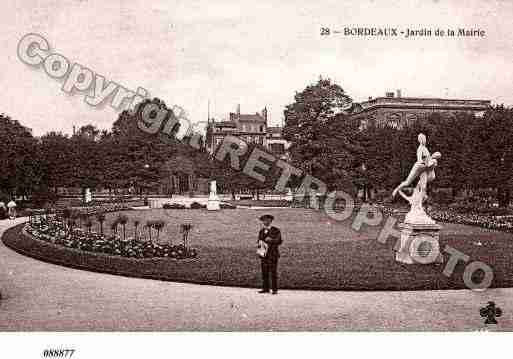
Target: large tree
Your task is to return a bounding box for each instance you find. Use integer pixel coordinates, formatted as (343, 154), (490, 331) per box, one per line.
(39, 131), (74, 191)
(69, 124), (105, 196)
(105, 98), (208, 196)
(469, 105), (513, 207)
(0, 113), (40, 199)
(283, 77), (359, 193)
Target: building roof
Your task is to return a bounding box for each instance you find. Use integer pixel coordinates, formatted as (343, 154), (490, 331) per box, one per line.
(240, 114), (266, 122)
(352, 96), (491, 114)
(230, 113), (267, 122)
(213, 121), (236, 128)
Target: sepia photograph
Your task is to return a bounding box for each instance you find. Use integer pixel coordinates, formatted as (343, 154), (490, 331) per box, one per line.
(1, 0), (512, 357)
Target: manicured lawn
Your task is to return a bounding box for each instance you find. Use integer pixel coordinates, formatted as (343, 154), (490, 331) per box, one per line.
(3, 208), (513, 290)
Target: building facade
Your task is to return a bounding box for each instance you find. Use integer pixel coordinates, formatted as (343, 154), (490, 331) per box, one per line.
(350, 90), (491, 129)
(206, 105), (290, 160)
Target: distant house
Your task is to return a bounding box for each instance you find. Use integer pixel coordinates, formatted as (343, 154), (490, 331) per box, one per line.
(206, 104), (290, 159)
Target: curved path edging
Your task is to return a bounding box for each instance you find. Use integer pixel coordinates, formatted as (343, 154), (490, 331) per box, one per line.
(3, 219), (513, 291)
(1, 217), (513, 330)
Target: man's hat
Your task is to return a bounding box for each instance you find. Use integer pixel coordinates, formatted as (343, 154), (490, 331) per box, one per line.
(259, 214), (274, 221)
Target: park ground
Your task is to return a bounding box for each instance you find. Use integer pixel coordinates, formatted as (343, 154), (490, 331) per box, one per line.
(1, 216), (513, 331)
(5, 208), (510, 290)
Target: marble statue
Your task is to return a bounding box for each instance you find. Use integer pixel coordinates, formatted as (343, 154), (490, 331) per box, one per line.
(392, 133), (442, 225)
(396, 177), (434, 225)
(207, 180), (220, 210)
(210, 180), (217, 198)
(84, 188), (92, 203)
(392, 133), (441, 198)
(391, 134), (444, 264)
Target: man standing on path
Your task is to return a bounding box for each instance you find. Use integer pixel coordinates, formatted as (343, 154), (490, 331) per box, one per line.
(257, 214), (282, 295)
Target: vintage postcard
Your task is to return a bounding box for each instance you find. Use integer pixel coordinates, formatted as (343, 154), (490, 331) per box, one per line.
(1, 0), (512, 357)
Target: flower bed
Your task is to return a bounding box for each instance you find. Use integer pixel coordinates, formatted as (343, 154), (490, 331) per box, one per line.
(24, 217), (197, 260)
(374, 204), (513, 233)
(429, 209), (513, 233)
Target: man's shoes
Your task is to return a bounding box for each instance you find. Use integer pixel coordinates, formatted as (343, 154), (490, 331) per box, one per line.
(258, 290), (269, 294)
(272, 291), (278, 295)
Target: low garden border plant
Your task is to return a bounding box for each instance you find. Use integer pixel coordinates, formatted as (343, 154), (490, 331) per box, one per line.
(24, 210), (197, 260)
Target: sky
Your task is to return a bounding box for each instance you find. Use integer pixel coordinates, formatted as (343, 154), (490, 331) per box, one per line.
(1, 0), (512, 136)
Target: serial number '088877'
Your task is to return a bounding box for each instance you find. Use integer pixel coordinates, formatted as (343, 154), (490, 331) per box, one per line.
(43, 349), (75, 358)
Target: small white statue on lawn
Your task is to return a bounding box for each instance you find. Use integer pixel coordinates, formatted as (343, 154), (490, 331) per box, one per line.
(207, 180), (221, 210)
(210, 180), (217, 198)
(84, 188), (92, 203)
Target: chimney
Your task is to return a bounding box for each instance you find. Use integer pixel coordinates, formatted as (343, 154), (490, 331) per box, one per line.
(396, 89), (402, 98)
(262, 106), (268, 122)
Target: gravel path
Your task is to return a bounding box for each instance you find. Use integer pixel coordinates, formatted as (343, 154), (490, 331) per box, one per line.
(1, 218), (511, 331)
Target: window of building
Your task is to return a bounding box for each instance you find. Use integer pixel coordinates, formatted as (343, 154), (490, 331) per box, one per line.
(406, 114), (417, 126)
(386, 113), (402, 129)
(270, 143), (285, 155)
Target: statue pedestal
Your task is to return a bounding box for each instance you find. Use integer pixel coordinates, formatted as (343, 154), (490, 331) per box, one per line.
(395, 222), (443, 264)
(207, 195), (220, 211)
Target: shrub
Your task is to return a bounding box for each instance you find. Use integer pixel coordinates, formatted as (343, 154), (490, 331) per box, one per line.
(96, 212), (106, 234)
(153, 220), (166, 241)
(133, 218), (141, 241)
(190, 202), (206, 209)
(84, 217), (93, 233)
(163, 203), (186, 210)
(117, 214), (129, 240)
(145, 220), (155, 242)
(62, 208), (72, 220)
(110, 218), (119, 236)
(180, 223), (193, 248)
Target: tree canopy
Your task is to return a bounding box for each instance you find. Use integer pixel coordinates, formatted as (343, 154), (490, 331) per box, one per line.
(283, 77), (360, 193)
